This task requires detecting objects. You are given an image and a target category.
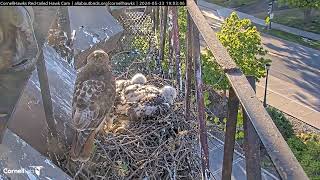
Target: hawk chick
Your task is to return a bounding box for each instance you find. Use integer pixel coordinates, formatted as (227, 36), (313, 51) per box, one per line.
(115, 73), (147, 105)
(160, 86), (177, 105)
(116, 84), (177, 121)
(70, 49), (115, 162)
(116, 73), (147, 91)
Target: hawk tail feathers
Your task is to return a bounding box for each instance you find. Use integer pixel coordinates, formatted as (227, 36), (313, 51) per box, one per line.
(70, 130), (95, 162)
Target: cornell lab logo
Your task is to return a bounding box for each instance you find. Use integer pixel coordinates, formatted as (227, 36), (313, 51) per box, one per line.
(29, 166), (44, 176)
(3, 166), (44, 176)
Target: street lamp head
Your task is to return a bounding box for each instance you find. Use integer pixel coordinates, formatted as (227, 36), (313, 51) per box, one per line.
(265, 63), (271, 70)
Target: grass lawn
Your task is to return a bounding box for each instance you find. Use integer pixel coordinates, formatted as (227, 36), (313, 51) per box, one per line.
(254, 8), (320, 34)
(255, 24), (320, 50)
(204, 0), (320, 34)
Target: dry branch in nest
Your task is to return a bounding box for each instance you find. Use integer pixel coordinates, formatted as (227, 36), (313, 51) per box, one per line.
(60, 73), (201, 179)
(61, 102), (201, 180)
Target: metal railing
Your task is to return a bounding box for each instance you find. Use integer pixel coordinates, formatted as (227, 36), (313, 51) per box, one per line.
(0, 5), (309, 180)
(184, 0), (308, 179)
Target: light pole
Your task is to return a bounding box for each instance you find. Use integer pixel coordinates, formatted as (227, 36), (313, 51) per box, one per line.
(263, 63), (271, 107)
(267, 0), (274, 30)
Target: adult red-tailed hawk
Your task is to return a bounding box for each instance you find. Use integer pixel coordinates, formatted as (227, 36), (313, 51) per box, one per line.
(70, 49), (116, 162)
(116, 84), (177, 121)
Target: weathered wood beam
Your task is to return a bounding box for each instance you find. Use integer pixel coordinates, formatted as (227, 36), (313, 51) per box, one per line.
(222, 87), (239, 180)
(243, 76), (262, 180)
(192, 14), (210, 180)
(171, 6), (182, 95)
(184, 12), (193, 122)
(158, 6), (168, 74)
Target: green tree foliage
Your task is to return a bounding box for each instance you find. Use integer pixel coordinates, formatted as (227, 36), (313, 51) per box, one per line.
(201, 49), (229, 90)
(278, 0), (320, 20)
(217, 12), (271, 80)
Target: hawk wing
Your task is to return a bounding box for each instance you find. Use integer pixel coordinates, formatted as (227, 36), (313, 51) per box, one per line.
(71, 79), (110, 160)
(72, 80), (107, 130)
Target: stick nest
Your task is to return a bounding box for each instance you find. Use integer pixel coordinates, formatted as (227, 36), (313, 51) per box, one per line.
(60, 78), (201, 180)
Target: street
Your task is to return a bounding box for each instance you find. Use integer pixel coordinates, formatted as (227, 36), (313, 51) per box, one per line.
(200, 7), (320, 128)
(262, 34), (320, 112)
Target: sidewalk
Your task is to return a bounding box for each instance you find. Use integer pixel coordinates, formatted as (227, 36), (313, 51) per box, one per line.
(207, 133), (279, 180)
(256, 76), (320, 129)
(198, 0), (320, 41)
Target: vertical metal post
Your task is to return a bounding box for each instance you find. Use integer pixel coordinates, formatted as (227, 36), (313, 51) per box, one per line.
(222, 87), (239, 180)
(57, 7), (71, 38)
(155, 7), (160, 34)
(36, 48), (62, 166)
(152, 7), (156, 34)
(192, 16), (210, 179)
(267, 0), (274, 30)
(243, 76), (262, 180)
(168, 9), (174, 80)
(36, 49), (58, 139)
(263, 70), (268, 107)
(185, 12), (193, 121)
(32, 7), (60, 141)
(263, 67), (270, 107)
(159, 7), (163, 32)
(171, 6), (182, 94)
(158, 6), (168, 74)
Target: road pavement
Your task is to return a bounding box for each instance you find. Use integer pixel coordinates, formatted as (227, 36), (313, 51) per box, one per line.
(198, 0), (320, 41)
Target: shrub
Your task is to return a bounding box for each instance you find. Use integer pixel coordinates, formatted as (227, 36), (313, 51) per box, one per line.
(287, 135), (320, 180)
(265, 107), (320, 179)
(266, 106), (294, 140)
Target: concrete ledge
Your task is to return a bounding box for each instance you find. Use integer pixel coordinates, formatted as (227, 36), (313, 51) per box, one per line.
(0, 130), (71, 180)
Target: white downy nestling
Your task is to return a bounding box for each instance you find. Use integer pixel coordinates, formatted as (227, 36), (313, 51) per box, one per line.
(116, 81), (177, 121)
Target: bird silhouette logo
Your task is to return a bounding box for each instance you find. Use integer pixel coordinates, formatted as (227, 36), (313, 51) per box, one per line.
(29, 166), (44, 176)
